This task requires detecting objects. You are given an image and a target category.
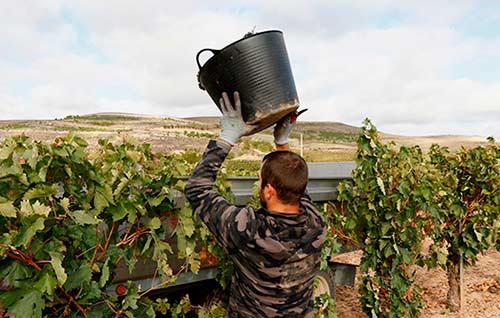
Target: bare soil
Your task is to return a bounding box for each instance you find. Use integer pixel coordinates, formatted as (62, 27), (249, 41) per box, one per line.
(334, 249), (500, 318)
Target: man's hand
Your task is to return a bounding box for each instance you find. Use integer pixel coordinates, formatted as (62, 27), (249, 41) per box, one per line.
(219, 91), (258, 145)
(273, 109), (308, 146)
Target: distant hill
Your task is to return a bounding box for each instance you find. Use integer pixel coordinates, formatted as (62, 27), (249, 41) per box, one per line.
(0, 113), (493, 162)
(183, 116), (219, 125)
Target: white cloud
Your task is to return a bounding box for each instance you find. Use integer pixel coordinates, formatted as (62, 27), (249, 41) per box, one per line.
(0, 1), (68, 59)
(0, 95), (29, 119)
(286, 24), (500, 137)
(1, 0), (500, 137)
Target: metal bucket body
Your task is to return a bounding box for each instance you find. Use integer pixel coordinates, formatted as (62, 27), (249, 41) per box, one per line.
(197, 30), (299, 133)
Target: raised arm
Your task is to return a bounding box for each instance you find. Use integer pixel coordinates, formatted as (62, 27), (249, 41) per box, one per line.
(185, 139), (256, 251)
(184, 92), (258, 251)
(272, 109), (312, 202)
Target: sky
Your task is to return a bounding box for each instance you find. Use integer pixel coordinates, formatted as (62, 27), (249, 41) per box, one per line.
(1, 0), (500, 137)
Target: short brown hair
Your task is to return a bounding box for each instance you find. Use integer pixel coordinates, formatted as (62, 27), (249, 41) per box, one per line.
(261, 151), (308, 204)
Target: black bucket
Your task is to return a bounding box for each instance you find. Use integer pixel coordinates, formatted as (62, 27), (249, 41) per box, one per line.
(196, 30), (299, 134)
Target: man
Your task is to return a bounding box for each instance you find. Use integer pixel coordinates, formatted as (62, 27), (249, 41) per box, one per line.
(184, 92), (326, 318)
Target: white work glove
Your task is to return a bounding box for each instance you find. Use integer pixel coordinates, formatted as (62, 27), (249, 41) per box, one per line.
(273, 109), (308, 145)
(219, 91), (259, 145)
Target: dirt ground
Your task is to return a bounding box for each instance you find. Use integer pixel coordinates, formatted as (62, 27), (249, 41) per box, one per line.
(335, 248), (500, 318)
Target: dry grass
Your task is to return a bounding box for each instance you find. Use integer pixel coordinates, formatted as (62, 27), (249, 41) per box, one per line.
(303, 149), (356, 162)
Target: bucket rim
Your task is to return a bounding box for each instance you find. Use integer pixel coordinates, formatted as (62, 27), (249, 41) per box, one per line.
(197, 29), (284, 72)
(218, 29), (283, 53)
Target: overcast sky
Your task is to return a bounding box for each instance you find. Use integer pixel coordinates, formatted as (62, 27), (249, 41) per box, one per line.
(2, 1), (500, 137)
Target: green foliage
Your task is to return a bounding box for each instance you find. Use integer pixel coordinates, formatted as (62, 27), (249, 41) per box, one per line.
(320, 203), (344, 271)
(314, 292), (336, 318)
(300, 130), (357, 143)
(163, 124), (213, 130)
(303, 150), (356, 163)
(197, 304), (226, 318)
(240, 138), (273, 153)
(426, 144), (500, 267)
(64, 114), (143, 121)
(88, 121), (116, 126)
(49, 125), (107, 132)
(335, 119), (430, 317)
(0, 133), (214, 317)
(222, 160), (260, 176)
(173, 149), (203, 167)
(150, 294), (226, 318)
(334, 119), (500, 316)
(183, 131), (217, 139)
(318, 131), (357, 143)
(246, 180), (262, 209)
(0, 123), (31, 130)
(174, 150), (259, 177)
(208, 175), (237, 289)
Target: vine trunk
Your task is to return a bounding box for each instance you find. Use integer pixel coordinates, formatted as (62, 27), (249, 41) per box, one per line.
(446, 257), (461, 312)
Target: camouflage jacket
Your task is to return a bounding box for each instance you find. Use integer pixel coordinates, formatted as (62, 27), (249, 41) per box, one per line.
(184, 139), (326, 318)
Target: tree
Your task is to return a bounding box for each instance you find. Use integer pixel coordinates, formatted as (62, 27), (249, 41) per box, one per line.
(335, 119), (429, 317)
(426, 143), (500, 311)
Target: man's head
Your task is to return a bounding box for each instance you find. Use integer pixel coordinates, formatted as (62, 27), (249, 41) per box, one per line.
(259, 151), (308, 208)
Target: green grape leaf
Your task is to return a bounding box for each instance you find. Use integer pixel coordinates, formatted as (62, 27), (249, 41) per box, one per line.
(60, 197), (70, 213)
(0, 261), (32, 288)
(0, 201), (17, 218)
(15, 217), (45, 248)
(23, 184), (58, 200)
(20, 200), (33, 217)
(94, 191), (109, 213)
(1, 289), (44, 318)
(147, 217), (161, 230)
(71, 210), (98, 225)
(64, 264), (92, 291)
(34, 270), (57, 297)
(49, 252), (67, 285)
(32, 201), (51, 217)
(99, 258), (110, 288)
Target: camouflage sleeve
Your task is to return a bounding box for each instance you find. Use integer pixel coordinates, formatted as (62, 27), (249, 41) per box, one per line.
(184, 139), (256, 251)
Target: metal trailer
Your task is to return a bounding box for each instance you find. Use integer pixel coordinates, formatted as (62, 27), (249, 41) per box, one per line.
(109, 161), (358, 300)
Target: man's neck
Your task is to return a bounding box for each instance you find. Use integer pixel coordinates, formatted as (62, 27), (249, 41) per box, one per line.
(266, 201), (300, 214)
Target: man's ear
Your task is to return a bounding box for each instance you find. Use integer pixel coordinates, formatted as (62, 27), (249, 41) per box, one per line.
(264, 183), (277, 200)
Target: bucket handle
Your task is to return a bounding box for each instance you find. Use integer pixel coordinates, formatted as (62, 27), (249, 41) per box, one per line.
(196, 48), (221, 70)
